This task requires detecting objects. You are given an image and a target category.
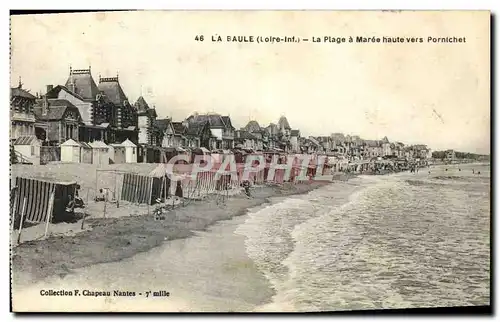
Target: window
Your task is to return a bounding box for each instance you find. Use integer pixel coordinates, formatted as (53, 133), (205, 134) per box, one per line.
(133, 148), (135, 155)
(31, 145), (35, 156)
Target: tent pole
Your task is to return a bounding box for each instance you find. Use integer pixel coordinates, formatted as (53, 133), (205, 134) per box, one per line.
(114, 170), (117, 203)
(148, 176), (153, 215)
(44, 191), (55, 238)
(10, 187), (18, 237)
(103, 192), (107, 218)
(81, 187), (89, 230)
(95, 169), (98, 197)
(159, 176), (165, 204)
(16, 197), (27, 245)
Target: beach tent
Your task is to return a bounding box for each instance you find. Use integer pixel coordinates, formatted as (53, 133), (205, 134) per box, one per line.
(121, 139), (137, 163)
(89, 141), (109, 165)
(13, 136), (41, 165)
(79, 142), (93, 164)
(149, 164), (172, 201)
(60, 139), (81, 163)
(120, 172), (156, 205)
(109, 143), (126, 164)
(12, 176), (78, 228)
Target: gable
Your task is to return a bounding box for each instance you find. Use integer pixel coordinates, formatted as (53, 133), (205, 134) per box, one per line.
(63, 107), (81, 122)
(165, 122), (174, 135)
(57, 88), (93, 123)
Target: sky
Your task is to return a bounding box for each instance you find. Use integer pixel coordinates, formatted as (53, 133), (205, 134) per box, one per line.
(10, 11), (490, 154)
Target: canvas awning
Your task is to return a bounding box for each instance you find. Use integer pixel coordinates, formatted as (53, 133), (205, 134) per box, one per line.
(13, 135), (39, 145)
(149, 164), (168, 177)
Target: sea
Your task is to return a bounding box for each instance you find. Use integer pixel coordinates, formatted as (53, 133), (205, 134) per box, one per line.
(236, 162), (491, 311)
(13, 163), (490, 312)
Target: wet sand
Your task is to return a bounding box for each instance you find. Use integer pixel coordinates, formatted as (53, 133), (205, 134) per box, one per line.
(12, 212), (275, 312)
(12, 181), (329, 291)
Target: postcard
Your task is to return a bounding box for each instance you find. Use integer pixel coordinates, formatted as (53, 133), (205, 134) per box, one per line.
(9, 10), (490, 313)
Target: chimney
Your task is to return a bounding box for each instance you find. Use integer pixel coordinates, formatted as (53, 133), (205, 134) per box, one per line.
(42, 95), (49, 116)
(46, 85), (53, 95)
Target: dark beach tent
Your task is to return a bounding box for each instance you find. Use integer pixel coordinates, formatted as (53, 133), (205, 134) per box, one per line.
(12, 177), (78, 228)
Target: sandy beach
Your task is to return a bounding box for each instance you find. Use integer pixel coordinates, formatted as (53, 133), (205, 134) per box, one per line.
(11, 166), (332, 290)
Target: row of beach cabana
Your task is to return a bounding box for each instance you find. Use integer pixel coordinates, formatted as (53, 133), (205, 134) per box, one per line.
(60, 139), (138, 165)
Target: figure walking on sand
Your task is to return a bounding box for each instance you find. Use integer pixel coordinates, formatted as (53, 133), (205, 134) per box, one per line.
(175, 180), (183, 200)
(242, 180), (251, 198)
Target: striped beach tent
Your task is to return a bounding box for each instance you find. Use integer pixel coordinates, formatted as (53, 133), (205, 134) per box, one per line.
(12, 177), (77, 228)
(121, 173), (153, 205)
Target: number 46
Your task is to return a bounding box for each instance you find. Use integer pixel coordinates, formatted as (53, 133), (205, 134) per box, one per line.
(195, 35), (204, 41)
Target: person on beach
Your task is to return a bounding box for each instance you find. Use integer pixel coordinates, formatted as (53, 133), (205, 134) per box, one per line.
(242, 180), (251, 198)
(175, 180), (183, 200)
(74, 185), (84, 208)
(473, 169), (475, 174)
(66, 194), (75, 215)
(95, 188), (106, 202)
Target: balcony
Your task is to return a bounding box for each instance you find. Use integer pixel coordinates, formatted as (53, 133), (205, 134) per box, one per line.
(11, 111), (36, 123)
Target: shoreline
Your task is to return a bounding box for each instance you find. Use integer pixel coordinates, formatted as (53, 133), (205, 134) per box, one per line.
(12, 180), (331, 289)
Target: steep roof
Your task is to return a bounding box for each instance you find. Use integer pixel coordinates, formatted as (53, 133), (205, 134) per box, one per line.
(61, 139), (80, 147)
(154, 119), (172, 132)
(46, 85), (86, 101)
(33, 98), (80, 121)
(278, 116), (291, 130)
(121, 139), (136, 147)
(186, 121), (208, 136)
(187, 113), (226, 128)
(64, 68), (99, 100)
(134, 96), (150, 114)
(244, 120), (261, 133)
(11, 87), (36, 100)
(89, 140), (109, 149)
(221, 116), (233, 129)
(97, 76), (128, 105)
(364, 140), (380, 147)
(266, 123), (279, 136)
(171, 122), (187, 135)
(236, 130), (257, 140)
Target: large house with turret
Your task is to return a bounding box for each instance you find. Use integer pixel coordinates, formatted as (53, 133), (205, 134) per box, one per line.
(41, 67), (138, 145)
(135, 96), (158, 146)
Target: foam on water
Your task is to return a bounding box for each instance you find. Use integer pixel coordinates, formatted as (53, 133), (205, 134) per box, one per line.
(237, 164), (490, 312)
